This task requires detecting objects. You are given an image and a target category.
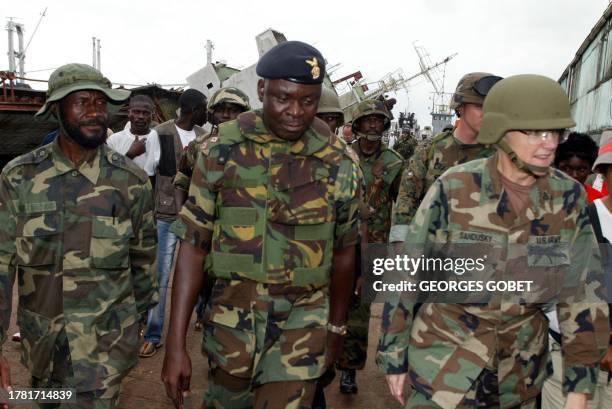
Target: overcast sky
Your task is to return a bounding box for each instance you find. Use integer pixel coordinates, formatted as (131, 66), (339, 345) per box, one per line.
(1, 0), (609, 127)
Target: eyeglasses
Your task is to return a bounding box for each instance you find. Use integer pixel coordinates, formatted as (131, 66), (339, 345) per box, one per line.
(517, 130), (570, 145)
(472, 75), (504, 96)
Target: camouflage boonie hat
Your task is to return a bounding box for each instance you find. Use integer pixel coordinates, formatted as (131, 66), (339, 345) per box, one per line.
(317, 86), (344, 122)
(351, 99), (392, 134)
(207, 86), (251, 113)
(449, 72), (503, 110)
(36, 63), (130, 117)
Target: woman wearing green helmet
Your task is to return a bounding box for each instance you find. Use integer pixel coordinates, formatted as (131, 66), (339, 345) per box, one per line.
(378, 75), (609, 409)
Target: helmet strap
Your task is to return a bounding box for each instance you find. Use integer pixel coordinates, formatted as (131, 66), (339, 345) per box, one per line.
(497, 139), (548, 177)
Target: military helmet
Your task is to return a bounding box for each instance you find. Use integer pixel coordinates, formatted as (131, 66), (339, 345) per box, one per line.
(36, 63), (130, 118)
(478, 74), (575, 145)
(351, 99), (392, 134)
(207, 87), (250, 113)
(317, 86), (344, 121)
(449, 72), (503, 111)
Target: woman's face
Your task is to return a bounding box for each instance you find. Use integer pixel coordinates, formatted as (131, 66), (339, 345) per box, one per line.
(558, 155), (591, 184)
(504, 130), (560, 176)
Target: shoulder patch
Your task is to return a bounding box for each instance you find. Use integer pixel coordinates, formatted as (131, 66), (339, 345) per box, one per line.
(3, 146), (50, 174)
(383, 147), (404, 163)
(106, 148), (148, 183)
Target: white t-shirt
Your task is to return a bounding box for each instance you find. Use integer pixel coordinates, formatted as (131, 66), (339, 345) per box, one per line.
(106, 128), (160, 176)
(175, 125), (196, 148)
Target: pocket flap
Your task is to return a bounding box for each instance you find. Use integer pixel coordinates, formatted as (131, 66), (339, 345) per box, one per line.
(272, 158), (330, 191)
(92, 216), (133, 238)
(18, 212), (60, 237)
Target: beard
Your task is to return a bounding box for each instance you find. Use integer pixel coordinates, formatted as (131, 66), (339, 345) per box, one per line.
(59, 108), (108, 149)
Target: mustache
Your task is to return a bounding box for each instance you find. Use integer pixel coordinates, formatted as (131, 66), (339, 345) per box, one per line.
(79, 118), (106, 127)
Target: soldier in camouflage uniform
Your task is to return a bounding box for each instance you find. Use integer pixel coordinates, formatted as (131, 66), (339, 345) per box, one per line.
(394, 128), (417, 160)
(338, 99), (403, 394)
(173, 86), (250, 331)
(315, 86), (345, 135)
(174, 86), (251, 208)
(0, 64), (158, 408)
(389, 72), (503, 243)
(161, 41), (362, 409)
(378, 74), (610, 408)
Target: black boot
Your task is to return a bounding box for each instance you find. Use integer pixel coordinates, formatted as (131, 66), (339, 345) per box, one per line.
(339, 369), (358, 394)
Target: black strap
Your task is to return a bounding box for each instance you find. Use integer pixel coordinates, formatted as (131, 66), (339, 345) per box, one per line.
(158, 133), (177, 177)
(587, 202), (606, 244)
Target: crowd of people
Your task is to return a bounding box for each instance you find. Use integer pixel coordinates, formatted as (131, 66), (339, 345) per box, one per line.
(0, 39), (610, 409)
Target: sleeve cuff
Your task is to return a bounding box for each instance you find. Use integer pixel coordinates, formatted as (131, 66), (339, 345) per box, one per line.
(389, 224), (409, 243)
(376, 348), (408, 374)
(562, 364), (599, 395)
(170, 217), (213, 251)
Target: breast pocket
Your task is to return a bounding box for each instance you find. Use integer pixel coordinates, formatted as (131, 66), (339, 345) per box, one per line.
(527, 236), (569, 268)
(267, 158), (333, 225)
(16, 211), (61, 266)
(90, 216), (133, 269)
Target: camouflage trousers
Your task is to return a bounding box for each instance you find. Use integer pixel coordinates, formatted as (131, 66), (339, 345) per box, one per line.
(337, 294), (370, 370)
(205, 366), (316, 409)
(202, 278), (328, 408)
(32, 372), (123, 409)
(407, 366), (537, 409)
(30, 328), (125, 409)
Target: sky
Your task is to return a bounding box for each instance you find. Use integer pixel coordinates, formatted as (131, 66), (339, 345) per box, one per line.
(1, 0), (609, 127)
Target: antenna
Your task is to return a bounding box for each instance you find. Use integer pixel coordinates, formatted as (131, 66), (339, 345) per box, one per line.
(206, 39), (214, 65)
(23, 7), (47, 56)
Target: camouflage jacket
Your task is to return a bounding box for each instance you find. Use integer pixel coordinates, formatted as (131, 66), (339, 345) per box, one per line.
(0, 139), (158, 391)
(390, 130), (495, 242)
(174, 131), (215, 193)
(377, 154), (610, 408)
(353, 143), (403, 244)
(393, 137), (417, 161)
(171, 110), (362, 287)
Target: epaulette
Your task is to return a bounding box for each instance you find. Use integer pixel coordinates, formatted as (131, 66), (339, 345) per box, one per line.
(3, 145), (50, 174)
(105, 147), (148, 183)
(426, 129), (453, 161)
(382, 146), (404, 164)
(207, 120), (247, 164)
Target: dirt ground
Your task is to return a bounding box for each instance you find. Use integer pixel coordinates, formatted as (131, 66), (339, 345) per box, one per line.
(4, 284), (401, 409)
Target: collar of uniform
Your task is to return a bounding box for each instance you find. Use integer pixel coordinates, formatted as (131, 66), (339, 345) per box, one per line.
(451, 130), (483, 149)
(353, 141), (383, 163)
(237, 110), (328, 155)
(481, 152), (554, 217)
(50, 136), (101, 184)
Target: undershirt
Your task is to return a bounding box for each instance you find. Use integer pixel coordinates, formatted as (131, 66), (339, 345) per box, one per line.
(175, 125), (196, 149)
(499, 173), (535, 214)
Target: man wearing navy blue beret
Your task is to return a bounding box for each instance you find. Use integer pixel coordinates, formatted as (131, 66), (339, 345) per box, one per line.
(162, 40), (362, 409)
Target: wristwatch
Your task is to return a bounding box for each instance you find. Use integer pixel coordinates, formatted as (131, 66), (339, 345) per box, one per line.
(327, 322), (348, 336)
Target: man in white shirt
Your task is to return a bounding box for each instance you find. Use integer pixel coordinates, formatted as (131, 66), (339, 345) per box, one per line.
(139, 89), (208, 358)
(106, 95), (160, 176)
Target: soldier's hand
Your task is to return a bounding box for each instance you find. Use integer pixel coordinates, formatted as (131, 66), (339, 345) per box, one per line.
(161, 347), (192, 409)
(563, 392), (587, 409)
(0, 353), (11, 409)
(325, 332), (343, 368)
(126, 137), (147, 159)
(601, 344), (612, 372)
(385, 373), (406, 406)
(354, 277), (363, 297)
